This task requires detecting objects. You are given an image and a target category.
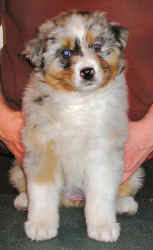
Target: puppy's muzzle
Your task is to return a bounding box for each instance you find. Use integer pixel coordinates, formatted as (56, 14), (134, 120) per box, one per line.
(80, 67), (95, 81)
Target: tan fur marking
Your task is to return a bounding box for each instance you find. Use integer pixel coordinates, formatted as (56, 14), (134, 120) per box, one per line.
(24, 126), (45, 152)
(87, 31), (95, 46)
(98, 48), (120, 88)
(118, 181), (135, 197)
(36, 142), (57, 184)
(24, 127), (57, 184)
(60, 199), (84, 208)
(99, 59), (113, 87)
(105, 48), (120, 78)
(62, 37), (74, 50)
(44, 69), (76, 92)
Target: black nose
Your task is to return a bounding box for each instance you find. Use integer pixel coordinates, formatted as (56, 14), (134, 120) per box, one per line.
(80, 67), (95, 80)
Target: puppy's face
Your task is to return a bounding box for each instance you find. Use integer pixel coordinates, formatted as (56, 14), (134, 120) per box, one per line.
(23, 11), (128, 92)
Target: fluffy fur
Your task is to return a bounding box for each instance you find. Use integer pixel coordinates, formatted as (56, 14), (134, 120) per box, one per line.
(10, 10), (144, 242)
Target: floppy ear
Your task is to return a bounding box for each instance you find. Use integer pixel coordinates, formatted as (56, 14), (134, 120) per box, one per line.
(111, 24), (129, 50)
(21, 20), (55, 68)
(21, 37), (46, 68)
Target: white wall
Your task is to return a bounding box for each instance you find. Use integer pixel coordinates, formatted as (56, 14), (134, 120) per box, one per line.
(0, 25), (3, 49)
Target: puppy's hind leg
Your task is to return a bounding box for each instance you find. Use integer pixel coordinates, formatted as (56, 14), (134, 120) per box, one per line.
(117, 168), (144, 215)
(9, 160), (28, 210)
(24, 143), (62, 241)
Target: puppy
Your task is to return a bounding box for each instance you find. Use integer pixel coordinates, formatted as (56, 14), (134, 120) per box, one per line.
(10, 11), (144, 242)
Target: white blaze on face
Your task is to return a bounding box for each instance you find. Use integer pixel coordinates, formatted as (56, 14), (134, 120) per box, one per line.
(64, 16), (105, 91)
(66, 15), (86, 41)
(73, 56), (104, 91)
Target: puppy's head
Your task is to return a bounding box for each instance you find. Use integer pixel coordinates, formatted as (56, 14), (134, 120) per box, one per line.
(22, 10), (128, 92)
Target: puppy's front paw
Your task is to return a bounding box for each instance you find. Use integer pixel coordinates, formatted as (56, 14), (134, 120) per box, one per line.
(87, 222), (120, 242)
(25, 220), (58, 241)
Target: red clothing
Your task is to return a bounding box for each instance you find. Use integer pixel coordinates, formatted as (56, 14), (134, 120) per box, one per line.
(0, 0), (153, 119)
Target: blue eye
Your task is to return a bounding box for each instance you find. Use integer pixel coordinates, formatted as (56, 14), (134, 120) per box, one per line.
(63, 49), (71, 57)
(93, 43), (101, 52)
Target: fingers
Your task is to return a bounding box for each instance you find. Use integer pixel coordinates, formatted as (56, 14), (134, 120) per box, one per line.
(0, 107), (25, 164)
(15, 134), (25, 153)
(5, 140), (24, 165)
(15, 144), (25, 164)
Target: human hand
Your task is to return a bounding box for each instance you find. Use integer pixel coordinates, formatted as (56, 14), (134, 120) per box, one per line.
(0, 108), (24, 165)
(122, 105), (153, 183)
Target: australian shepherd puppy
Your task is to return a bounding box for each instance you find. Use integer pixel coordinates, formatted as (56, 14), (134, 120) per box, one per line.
(10, 10), (144, 242)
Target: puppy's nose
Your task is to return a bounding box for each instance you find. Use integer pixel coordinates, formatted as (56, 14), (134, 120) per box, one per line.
(80, 67), (95, 80)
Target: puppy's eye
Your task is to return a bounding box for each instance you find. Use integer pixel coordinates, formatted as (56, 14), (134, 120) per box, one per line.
(93, 43), (101, 52)
(63, 49), (71, 57)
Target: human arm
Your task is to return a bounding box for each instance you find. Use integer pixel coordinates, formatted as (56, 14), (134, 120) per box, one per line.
(0, 92), (24, 164)
(122, 104), (153, 184)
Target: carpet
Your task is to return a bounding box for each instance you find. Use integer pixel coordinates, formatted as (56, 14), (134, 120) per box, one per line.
(0, 155), (153, 250)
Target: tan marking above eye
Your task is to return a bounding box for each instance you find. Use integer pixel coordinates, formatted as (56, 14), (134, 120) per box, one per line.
(62, 37), (74, 50)
(87, 31), (95, 46)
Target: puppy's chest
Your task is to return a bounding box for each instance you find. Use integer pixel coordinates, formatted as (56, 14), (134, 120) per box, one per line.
(45, 102), (103, 187)
(50, 102), (103, 142)
(43, 98), (105, 161)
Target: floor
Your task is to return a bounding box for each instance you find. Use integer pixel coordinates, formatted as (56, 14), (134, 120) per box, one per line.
(0, 154), (153, 250)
